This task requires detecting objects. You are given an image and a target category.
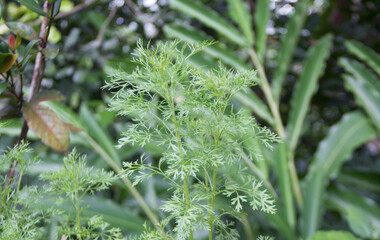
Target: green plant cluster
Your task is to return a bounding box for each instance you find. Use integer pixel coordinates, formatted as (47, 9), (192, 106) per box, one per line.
(106, 41), (278, 239)
(0, 143), (121, 240)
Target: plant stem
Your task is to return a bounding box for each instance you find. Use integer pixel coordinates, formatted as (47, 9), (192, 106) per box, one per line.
(75, 190), (81, 238)
(248, 48), (303, 208)
(167, 84), (193, 239)
(208, 166), (217, 240)
(6, 1), (53, 187)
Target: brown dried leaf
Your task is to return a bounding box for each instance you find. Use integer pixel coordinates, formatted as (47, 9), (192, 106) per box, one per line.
(23, 103), (69, 152)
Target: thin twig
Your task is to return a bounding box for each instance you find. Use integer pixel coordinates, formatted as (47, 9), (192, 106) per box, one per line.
(124, 0), (141, 15)
(93, 5), (119, 48)
(6, 1), (54, 186)
(55, 0), (97, 19)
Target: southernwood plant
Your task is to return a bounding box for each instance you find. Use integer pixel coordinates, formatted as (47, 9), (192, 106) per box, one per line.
(106, 41), (279, 240)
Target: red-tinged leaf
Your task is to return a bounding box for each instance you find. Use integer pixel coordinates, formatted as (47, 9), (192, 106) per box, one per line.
(64, 122), (83, 132)
(23, 103), (69, 152)
(9, 35), (16, 50)
(30, 90), (65, 104)
(0, 54), (18, 73)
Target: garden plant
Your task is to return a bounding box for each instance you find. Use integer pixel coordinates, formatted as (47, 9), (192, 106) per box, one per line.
(0, 0), (380, 239)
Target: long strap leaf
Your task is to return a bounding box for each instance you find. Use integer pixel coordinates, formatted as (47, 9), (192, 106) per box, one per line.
(254, 0), (270, 61)
(287, 34), (333, 152)
(340, 58), (380, 133)
(271, 0), (311, 101)
(170, 0), (247, 46)
(345, 40), (380, 76)
(301, 111), (376, 237)
(164, 24), (249, 70)
(227, 0), (254, 45)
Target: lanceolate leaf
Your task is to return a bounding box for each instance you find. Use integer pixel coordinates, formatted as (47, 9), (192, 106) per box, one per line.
(164, 24), (249, 71)
(345, 40), (380, 76)
(254, 0), (270, 60)
(301, 111), (376, 238)
(53, 0), (62, 17)
(273, 142), (295, 228)
(227, 0), (254, 45)
(23, 103), (69, 152)
(339, 58), (380, 92)
(287, 34), (333, 152)
(328, 185), (380, 239)
(170, 0), (247, 46)
(338, 170), (380, 193)
(343, 74), (380, 133)
(271, 0), (311, 101)
(18, 0), (49, 17)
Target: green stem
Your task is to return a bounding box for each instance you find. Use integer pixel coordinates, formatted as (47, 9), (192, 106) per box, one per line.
(208, 166), (217, 240)
(75, 191), (81, 239)
(171, 104), (193, 239)
(248, 48), (303, 213)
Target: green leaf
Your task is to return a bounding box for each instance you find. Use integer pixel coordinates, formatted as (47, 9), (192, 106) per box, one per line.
(19, 39), (40, 66)
(307, 230), (360, 240)
(18, 0), (49, 16)
(80, 104), (121, 166)
(23, 103), (70, 152)
(271, 0), (311, 101)
(0, 54), (18, 73)
(227, 0), (254, 45)
(343, 74), (380, 133)
(338, 170), (380, 193)
(287, 34), (333, 152)
(328, 186), (380, 239)
(339, 58), (380, 93)
(234, 89), (273, 124)
(15, 32), (22, 49)
(254, 0), (270, 60)
(42, 47), (59, 59)
(164, 24), (250, 71)
(345, 40), (380, 76)
(339, 58), (380, 133)
(53, 0), (62, 17)
(0, 82), (7, 94)
(6, 22), (36, 38)
(301, 111), (376, 238)
(170, 0), (247, 46)
(273, 142), (295, 228)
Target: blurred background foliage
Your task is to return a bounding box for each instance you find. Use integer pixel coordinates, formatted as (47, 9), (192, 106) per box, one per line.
(0, 0), (380, 239)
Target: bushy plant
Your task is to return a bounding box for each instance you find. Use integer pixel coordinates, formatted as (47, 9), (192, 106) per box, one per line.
(106, 41), (279, 240)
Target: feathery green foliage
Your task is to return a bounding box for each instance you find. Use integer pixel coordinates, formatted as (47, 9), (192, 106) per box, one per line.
(106, 41), (278, 239)
(40, 149), (122, 240)
(0, 142), (46, 240)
